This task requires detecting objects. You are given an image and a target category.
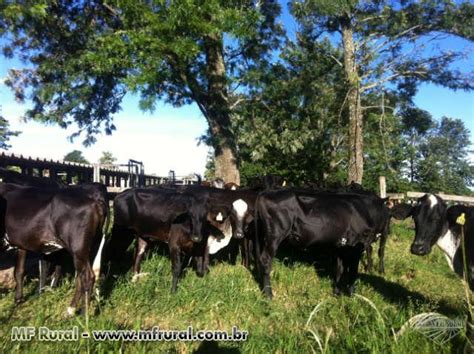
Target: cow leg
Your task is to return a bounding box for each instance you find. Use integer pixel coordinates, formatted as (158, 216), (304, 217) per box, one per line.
(79, 262), (95, 314)
(38, 259), (49, 293)
(241, 238), (250, 269)
(260, 243), (277, 299)
(170, 246), (182, 293)
(194, 256), (205, 277)
(132, 237), (149, 279)
(51, 264), (62, 288)
(364, 244), (373, 273)
(378, 234), (387, 274)
(106, 225), (134, 271)
(14, 249), (27, 304)
(68, 255), (95, 317)
(203, 245), (210, 276)
(333, 254), (345, 296)
(346, 246), (364, 296)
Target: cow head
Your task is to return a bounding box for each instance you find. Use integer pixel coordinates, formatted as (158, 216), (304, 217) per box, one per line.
(206, 199), (252, 240)
(230, 199), (252, 239)
(186, 201), (208, 243)
(392, 194), (448, 256)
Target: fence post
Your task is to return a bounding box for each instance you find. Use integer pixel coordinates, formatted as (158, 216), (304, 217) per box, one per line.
(93, 164), (101, 183)
(379, 176), (386, 198)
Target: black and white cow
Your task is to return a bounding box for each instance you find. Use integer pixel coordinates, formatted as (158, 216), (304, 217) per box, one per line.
(179, 185), (257, 271)
(0, 183), (108, 316)
(108, 188), (208, 285)
(391, 194), (474, 289)
(254, 188), (390, 298)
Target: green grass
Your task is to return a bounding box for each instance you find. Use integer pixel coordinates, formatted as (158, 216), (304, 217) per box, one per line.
(0, 220), (470, 353)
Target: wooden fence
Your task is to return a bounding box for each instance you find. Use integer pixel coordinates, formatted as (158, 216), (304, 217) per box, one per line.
(0, 151), (168, 192)
(379, 176), (474, 205)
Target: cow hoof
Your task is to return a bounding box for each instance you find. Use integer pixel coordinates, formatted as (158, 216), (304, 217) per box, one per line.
(196, 270), (207, 278)
(132, 272), (149, 283)
(65, 306), (76, 317)
(40, 286), (53, 293)
(347, 287), (356, 297)
(263, 287), (273, 299)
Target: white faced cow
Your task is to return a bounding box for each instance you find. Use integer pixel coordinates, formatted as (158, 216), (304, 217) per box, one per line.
(392, 194), (474, 289)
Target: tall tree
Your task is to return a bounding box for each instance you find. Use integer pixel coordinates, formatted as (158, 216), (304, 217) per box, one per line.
(64, 150), (89, 164)
(417, 117), (474, 194)
(400, 107), (434, 183)
(98, 151), (117, 165)
(0, 110), (20, 150)
(0, 1), (282, 184)
(291, 0), (473, 183)
(234, 35), (348, 185)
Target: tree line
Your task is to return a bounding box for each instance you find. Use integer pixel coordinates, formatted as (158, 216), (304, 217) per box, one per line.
(0, 0), (472, 193)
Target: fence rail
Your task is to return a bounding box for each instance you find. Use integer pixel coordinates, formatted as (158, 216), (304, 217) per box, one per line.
(0, 152), (168, 191)
(386, 191), (474, 205)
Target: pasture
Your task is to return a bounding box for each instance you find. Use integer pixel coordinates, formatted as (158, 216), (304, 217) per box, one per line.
(0, 220), (468, 353)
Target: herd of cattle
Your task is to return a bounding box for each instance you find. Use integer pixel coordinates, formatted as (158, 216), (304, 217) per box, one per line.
(0, 170), (473, 317)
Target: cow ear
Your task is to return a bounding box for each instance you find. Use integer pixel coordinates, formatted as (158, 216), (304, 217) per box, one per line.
(390, 203), (413, 220)
(245, 213), (254, 224)
(382, 198), (394, 209)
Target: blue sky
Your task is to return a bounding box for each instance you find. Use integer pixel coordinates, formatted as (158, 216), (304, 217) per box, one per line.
(0, 2), (473, 177)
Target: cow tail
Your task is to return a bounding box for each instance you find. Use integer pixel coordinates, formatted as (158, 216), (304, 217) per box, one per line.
(92, 199), (110, 280)
(253, 194), (262, 275)
(0, 196), (6, 252)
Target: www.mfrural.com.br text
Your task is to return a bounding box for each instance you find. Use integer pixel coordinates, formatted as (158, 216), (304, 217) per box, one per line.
(11, 326), (248, 342)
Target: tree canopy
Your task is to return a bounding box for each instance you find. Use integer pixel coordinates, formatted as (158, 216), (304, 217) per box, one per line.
(1, 0), (473, 193)
(63, 150), (89, 164)
(98, 151), (117, 165)
(0, 109), (20, 150)
(0, 0), (283, 183)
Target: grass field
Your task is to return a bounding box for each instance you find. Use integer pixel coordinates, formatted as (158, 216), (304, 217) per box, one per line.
(0, 220), (470, 353)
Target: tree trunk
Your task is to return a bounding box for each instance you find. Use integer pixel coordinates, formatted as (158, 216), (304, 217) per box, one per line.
(203, 34), (240, 184)
(342, 18), (364, 184)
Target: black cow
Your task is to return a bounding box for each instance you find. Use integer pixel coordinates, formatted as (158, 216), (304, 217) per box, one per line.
(0, 167), (65, 188)
(392, 194), (474, 289)
(168, 216), (209, 292)
(108, 188), (210, 290)
(255, 189), (389, 298)
(304, 183), (392, 274)
(37, 183), (109, 291)
(0, 183), (108, 316)
(343, 188), (392, 274)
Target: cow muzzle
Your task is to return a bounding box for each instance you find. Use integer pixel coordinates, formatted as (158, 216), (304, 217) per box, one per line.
(234, 231), (244, 239)
(191, 235), (202, 243)
(410, 242), (429, 256)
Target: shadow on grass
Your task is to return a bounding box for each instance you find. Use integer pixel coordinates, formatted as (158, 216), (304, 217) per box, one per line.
(193, 341), (241, 354)
(359, 273), (461, 317)
(244, 238), (336, 295)
(99, 240), (171, 303)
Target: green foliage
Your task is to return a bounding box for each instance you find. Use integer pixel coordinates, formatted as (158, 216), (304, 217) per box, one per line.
(0, 0), (282, 150)
(234, 35), (348, 186)
(98, 151), (117, 165)
(416, 117), (474, 195)
(203, 150), (216, 180)
(232, 0), (473, 191)
(0, 111), (20, 150)
(0, 221), (469, 351)
(63, 150), (89, 164)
